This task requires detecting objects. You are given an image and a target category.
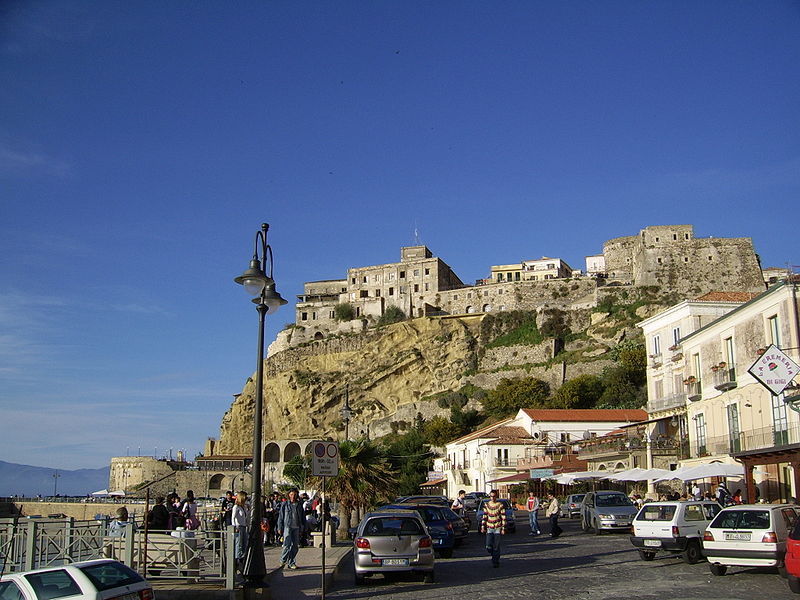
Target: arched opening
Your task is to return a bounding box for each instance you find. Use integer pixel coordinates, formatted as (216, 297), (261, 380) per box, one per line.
(208, 473), (225, 491)
(314, 332), (324, 340)
(283, 442), (301, 462)
(264, 442), (280, 463)
(482, 304), (492, 312)
(466, 305), (474, 313)
(598, 464), (607, 471)
(615, 462), (626, 471)
(304, 442), (313, 455)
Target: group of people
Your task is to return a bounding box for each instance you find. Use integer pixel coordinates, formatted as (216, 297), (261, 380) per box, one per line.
(145, 490), (200, 531)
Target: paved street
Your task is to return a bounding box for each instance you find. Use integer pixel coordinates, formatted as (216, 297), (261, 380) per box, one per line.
(327, 514), (796, 600)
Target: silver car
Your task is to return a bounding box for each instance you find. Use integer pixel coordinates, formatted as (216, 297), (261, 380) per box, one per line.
(581, 491), (638, 534)
(353, 508), (435, 584)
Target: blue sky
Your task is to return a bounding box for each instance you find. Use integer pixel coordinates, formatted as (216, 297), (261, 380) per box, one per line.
(1, 1), (798, 470)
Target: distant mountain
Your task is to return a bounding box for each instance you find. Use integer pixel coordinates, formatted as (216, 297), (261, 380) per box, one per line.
(0, 461), (109, 497)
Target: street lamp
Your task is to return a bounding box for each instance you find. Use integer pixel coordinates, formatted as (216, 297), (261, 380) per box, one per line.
(340, 385), (353, 441)
(52, 471), (60, 497)
(234, 223), (287, 588)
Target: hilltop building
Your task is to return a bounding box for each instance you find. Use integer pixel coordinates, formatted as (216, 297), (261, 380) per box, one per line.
(490, 257), (574, 283)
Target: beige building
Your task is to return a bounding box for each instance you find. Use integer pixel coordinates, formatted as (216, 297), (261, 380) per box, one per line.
(490, 257), (574, 283)
(639, 281), (800, 503)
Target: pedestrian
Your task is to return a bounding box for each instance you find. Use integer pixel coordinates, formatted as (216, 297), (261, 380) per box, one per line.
(181, 490), (200, 530)
(167, 492), (184, 529)
(526, 491), (540, 535)
(232, 491), (249, 572)
(451, 489), (467, 517)
(220, 490), (235, 527)
(691, 483), (701, 500)
(146, 496), (170, 531)
(716, 482), (730, 506)
(732, 489), (742, 504)
(109, 507), (137, 536)
(479, 489), (506, 568)
(277, 488), (307, 569)
(545, 492), (562, 538)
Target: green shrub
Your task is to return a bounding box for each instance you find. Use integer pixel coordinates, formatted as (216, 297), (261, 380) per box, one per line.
(334, 303), (355, 321)
(378, 305), (406, 327)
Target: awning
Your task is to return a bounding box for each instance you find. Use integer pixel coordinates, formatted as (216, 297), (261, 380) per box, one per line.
(487, 472), (530, 484)
(419, 478), (447, 487)
(653, 462), (744, 482)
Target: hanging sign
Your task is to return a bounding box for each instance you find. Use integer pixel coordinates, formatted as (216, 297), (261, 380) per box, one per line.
(748, 344), (800, 395)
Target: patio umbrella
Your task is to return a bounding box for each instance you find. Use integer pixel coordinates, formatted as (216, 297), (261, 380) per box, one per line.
(90, 489), (110, 496)
(608, 468), (647, 481)
(678, 463), (744, 481)
(624, 468), (674, 482)
(549, 470), (610, 485)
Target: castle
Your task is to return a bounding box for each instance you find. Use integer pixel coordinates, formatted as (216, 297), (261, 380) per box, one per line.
(277, 225), (765, 350)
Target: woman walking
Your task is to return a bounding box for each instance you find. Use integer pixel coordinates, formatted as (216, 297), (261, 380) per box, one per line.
(232, 491), (249, 572)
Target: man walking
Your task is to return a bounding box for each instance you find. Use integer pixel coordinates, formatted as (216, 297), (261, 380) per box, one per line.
(545, 492), (562, 538)
(277, 488), (307, 569)
(479, 489), (506, 568)
(526, 491), (540, 535)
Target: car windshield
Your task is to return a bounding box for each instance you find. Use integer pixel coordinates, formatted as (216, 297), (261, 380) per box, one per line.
(570, 495), (586, 503)
(636, 505), (676, 521)
(596, 494), (633, 507)
(363, 517), (424, 536)
(711, 509), (770, 530)
(78, 561), (143, 591)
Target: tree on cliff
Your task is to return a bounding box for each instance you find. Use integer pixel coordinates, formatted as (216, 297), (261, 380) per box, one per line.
(383, 429), (432, 497)
(550, 374), (605, 409)
(481, 377), (551, 418)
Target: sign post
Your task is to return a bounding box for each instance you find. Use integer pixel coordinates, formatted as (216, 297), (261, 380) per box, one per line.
(311, 441), (339, 600)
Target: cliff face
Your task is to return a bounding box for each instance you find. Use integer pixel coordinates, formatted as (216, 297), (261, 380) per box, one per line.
(216, 316), (483, 454)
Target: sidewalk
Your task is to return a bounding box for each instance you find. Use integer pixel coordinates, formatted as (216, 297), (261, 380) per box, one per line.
(151, 541), (353, 600)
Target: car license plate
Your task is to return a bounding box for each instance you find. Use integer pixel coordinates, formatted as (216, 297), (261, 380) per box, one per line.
(644, 539), (661, 547)
(725, 532), (751, 541)
(383, 558), (409, 566)
(617, 521), (630, 526)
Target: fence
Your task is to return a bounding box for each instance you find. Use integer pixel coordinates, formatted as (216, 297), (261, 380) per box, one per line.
(0, 517), (237, 589)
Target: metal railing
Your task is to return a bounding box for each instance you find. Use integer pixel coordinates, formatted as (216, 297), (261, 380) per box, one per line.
(0, 517), (236, 589)
(690, 423), (800, 458)
(647, 392), (687, 413)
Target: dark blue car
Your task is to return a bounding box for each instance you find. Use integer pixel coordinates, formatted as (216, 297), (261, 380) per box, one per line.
(383, 504), (464, 558)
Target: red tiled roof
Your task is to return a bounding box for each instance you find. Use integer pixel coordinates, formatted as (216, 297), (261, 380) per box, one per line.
(448, 417), (515, 445)
(520, 408), (647, 422)
(487, 472), (531, 483)
(694, 291), (760, 302)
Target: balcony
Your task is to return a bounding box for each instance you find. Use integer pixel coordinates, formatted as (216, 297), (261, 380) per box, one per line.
(647, 392), (687, 413)
(690, 423), (800, 458)
(649, 353), (663, 368)
(712, 367), (737, 392)
(686, 380), (702, 402)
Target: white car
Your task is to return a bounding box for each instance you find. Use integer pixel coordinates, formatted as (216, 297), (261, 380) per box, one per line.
(703, 503), (800, 576)
(0, 559), (154, 600)
(630, 500), (722, 563)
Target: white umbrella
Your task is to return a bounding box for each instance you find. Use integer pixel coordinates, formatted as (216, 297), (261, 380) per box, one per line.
(678, 463), (744, 481)
(609, 468), (647, 481)
(625, 468), (674, 482)
(91, 489), (110, 496)
(107, 490), (126, 497)
(548, 470), (611, 485)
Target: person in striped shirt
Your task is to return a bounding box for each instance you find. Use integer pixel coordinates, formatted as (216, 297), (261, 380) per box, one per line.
(479, 489), (506, 567)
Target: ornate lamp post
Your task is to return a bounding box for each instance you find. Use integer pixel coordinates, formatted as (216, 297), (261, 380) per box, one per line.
(340, 385), (353, 441)
(235, 223), (287, 587)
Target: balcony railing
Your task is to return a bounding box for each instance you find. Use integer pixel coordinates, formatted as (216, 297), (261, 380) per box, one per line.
(686, 380), (702, 402)
(690, 423), (799, 458)
(647, 392), (687, 413)
(712, 367), (737, 392)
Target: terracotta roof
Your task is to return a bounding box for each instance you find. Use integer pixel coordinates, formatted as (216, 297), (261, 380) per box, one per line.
(487, 472), (531, 483)
(694, 291), (760, 302)
(520, 408), (647, 422)
(419, 478), (447, 487)
(448, 417), (515, 445)
(484, 437), (535, 445)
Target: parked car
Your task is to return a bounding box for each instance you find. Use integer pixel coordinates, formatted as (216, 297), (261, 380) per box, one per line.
(464, 491), (489, 510)
(0, 559), (154, 600)
(353, 508), (435, 584)
(476, 498), (516, 533)
(630, 500), (722, 563)
(580, 491), (638, 534)
(384, 503), (467, 557)
(560, 494), (586, 519)
(703, 503), (800, 576)
(785, 515), (800, 593)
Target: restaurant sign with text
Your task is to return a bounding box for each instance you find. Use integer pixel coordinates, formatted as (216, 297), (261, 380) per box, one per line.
(748, 344), (800, 395)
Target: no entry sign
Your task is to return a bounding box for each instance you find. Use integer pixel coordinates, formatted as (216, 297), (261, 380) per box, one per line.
(311, 440), (340, 477)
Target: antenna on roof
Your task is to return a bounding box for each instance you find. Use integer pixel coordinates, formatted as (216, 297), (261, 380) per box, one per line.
(413, 220), (421, 245)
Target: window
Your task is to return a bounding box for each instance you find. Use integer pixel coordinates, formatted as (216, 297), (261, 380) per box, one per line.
(692, 353), (701, 379)
(399, 271), (405, 278)
(413, 269), (419, 277)
(672, 327), (681, 346)
(388, 273), (395, 281)
(359, 290), (368, 298)
(424, 283), (429, 291)
(724, 337), (735, 367)
(695, 414), (707, 455)
(388, 287), (394, 296)
(312, 312), (316, 320)
(301, 312), (308, 321)
(362, 276), (367, 283)
(774, 393), (789, 445)
(374, 290), (380, 297)
(424, 268), (430, 276)
(452, 294), (458, 300)
(351, 277), (356, 284)
(653, 380), (663, 399)
(769, 315), (781, 346)
(652, 335), (661, 356)
(727, 404), (741, 453)
(0, 581), (24, 600)
(497, 273), (503, 281)
(657, 257), (662, 264)
(413, 284), (419, 292)
(329, 310), (335, 318)
(24, 570), (81, 599)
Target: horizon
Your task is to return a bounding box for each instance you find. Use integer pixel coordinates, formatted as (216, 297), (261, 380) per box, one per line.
(1, 1), (798, 470)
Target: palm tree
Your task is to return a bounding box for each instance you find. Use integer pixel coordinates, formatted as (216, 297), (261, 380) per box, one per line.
(309, 437), (396, 537)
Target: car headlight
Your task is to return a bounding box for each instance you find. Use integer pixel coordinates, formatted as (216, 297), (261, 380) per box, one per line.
(598, 514), (614, 519)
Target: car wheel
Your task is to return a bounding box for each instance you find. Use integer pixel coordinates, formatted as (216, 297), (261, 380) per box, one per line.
(638, 550), (656, 561)
(439, 548), (453, 559)
(787, 574), (800, 594)
(423, 571), (435, 584)
(354, 573), (366, 586)
(593, 519), (602, 535)
(709, 563), (727, 576)
(683, 540), (702, 565)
